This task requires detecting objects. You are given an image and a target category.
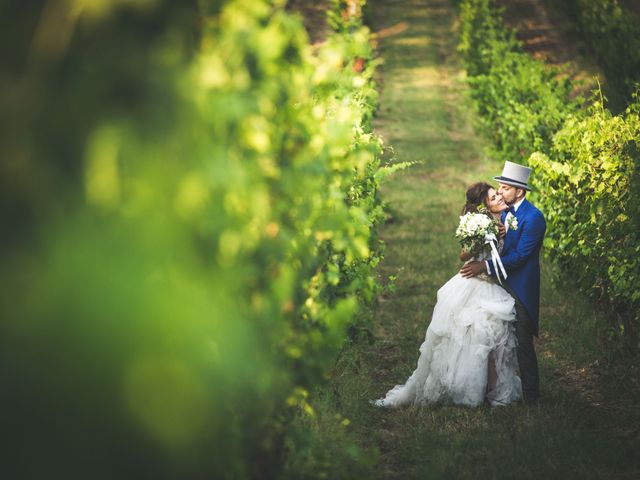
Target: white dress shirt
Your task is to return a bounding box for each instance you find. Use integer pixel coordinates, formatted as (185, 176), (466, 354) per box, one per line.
(504, 197), (525, 225)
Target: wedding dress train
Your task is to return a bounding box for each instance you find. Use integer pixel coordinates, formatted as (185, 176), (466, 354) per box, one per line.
(373, 257), (523, 408)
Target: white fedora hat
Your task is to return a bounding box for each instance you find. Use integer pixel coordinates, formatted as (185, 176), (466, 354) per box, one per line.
(493, 161), (532, 191)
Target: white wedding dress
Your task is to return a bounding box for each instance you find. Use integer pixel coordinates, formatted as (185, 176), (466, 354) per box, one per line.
(373, 248), (522, 408)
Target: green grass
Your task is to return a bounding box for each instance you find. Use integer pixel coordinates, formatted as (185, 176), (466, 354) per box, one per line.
(284, 0), (640, 478)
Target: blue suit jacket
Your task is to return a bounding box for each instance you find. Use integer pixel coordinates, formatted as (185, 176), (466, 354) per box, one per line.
(487, 198), (546, 335)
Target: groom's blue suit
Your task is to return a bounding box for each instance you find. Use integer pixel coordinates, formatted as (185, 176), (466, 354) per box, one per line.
(487, 198), (546, 335)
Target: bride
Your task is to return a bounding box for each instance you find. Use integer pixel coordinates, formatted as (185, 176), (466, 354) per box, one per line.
(372, 182), (522, 408)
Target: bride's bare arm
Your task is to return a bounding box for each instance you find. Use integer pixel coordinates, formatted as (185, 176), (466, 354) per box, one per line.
(460, 242), (484, 262)
(459, 249), (474, 262)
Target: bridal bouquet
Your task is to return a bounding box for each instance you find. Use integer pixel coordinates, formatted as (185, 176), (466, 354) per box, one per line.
(455, 210), (499, 253)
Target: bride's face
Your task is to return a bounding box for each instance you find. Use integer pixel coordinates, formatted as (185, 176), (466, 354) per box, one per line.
(485, 188), (508, 214)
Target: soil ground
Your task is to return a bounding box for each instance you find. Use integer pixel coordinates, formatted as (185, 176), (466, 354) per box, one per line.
(496, 0), (602, 100)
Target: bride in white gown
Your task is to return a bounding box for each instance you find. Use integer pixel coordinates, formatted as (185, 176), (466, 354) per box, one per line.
(372, 182), (523, 408)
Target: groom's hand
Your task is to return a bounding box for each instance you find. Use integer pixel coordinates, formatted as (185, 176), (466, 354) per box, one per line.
(459, 261), (486, 278)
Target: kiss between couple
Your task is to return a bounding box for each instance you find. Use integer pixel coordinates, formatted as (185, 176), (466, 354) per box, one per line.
(372, 161), (546, 408)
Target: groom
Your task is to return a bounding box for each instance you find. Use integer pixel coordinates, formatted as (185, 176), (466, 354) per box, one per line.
(460, 161), (546, 402)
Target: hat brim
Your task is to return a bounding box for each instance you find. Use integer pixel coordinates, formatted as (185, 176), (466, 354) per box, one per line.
(493, 176), (533, 191)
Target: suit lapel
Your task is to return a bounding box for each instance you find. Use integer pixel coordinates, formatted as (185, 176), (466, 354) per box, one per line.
(504, 199), (529, 251)
(502, 209), (512, 251)
(516, 199), (531, 221)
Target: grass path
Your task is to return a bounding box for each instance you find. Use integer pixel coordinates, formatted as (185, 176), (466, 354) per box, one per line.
(289, 0), (640, 478)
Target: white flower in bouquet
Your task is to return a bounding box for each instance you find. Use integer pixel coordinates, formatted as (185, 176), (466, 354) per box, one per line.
(455, 210), (499, 254)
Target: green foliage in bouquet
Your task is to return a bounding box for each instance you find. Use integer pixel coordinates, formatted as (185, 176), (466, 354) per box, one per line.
(0, 0), (391, 477)
(529, 95), (640, 345)
(455, 210), (499, 255)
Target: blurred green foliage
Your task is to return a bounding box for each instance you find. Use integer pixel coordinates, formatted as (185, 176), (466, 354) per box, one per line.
(458, 0), (578, 163)
(457, 0), (640, 348)
(556, 0), (640, 111)
(0, 0), (390, 477)
(530, 98), (640, 348)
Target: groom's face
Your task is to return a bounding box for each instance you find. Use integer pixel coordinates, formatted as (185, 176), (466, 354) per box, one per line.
(497, 183), (524, 205)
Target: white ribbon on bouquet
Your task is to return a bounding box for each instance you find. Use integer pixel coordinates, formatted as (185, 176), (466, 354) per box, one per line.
(485, 233), (507, 285)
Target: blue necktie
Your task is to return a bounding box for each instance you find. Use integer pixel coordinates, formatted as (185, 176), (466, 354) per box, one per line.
(507, 206), (516, 215)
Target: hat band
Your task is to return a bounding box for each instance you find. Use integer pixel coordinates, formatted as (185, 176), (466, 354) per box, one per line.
(493, 176), (530, 189)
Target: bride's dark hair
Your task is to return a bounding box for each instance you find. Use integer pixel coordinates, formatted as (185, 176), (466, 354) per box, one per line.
(462, 182), (493, 215)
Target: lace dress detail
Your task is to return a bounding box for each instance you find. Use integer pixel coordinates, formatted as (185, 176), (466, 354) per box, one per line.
(372, 238), (522, 408)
